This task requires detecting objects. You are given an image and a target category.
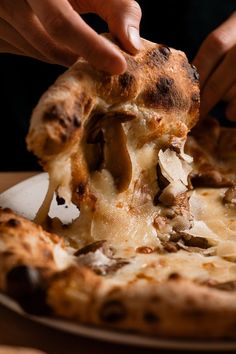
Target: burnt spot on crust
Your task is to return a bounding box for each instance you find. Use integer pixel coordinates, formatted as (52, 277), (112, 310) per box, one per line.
(6, 265), (51, 315)
(143, 311), (160, 324)
(190, 64), (200, 81)
(100, 300), (126, 323)
(182, 61), (199, 83)
(146, 47), (170, 67)
(72, 114), (81, 128)
(42, 105), (64, 122)
(188, 92), (200, 116)
(43, 104), (82, 144)
(119, 72), (135, 91)
(143, 76), (187, 110)
(6, 218), (21, 227)
(157, 77), (174, 95)
(159, 45), (171, 60)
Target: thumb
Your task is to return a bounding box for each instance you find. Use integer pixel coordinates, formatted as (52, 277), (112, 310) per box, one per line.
(84, 0), (142, 54)
(105, 0), (142, 54)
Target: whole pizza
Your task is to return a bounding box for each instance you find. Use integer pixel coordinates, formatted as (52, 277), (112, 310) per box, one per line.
(1, 34), (236, 339)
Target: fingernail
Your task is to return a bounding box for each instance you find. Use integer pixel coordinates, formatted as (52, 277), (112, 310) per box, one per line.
(128, 26), (141, 51)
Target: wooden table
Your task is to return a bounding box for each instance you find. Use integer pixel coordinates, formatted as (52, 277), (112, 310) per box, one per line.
(0, 173), (218, 354)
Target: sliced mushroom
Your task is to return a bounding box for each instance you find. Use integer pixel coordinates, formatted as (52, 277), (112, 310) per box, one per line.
(102, 120), (132, 192)
(223, 186), (236, 205)
(75, 240), (129, 275)
(85, 112), (134, 192)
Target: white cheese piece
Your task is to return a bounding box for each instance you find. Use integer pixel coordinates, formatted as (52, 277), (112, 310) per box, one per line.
(158, 149), (191, 185)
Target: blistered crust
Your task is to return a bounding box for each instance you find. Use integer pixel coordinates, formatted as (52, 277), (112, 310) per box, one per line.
(47, 266), (236, 339)
(0, 208), (60, 289)
(27, 35), (199, 164)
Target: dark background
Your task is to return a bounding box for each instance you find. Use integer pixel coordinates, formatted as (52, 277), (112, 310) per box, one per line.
(0, 0), (235, 170)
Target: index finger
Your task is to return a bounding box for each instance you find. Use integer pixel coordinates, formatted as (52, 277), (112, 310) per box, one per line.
(193, 12), (236, 88)
(27, 0), (127, 74)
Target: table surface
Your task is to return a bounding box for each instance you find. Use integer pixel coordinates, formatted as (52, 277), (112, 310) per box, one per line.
(0, 172), (222, 354)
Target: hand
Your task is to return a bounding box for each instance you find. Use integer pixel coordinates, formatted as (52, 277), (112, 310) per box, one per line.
(193, 12), (236, 121)
(0, 0), (142, 74)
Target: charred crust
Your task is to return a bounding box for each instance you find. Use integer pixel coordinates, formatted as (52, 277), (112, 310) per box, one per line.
(100, 300), (126, 323)
(2, 208), (12, 213)
(144, 311), (160, 324)
(6, 265), (51, 315)
(42, 105), (63, 122)
(156, 77), (174, 95)
(191, 92), (200, 103)
(183, 61), (199, 83)
(118, 72), (135, 91)
(43, 104), (81, 145)
(146, 47), (169, 67)
(6, 218), (21, 227)
(190, 64), (200, 81)
(159, 45), (171, 59)
(72, 114), (81, 128)
(143, 76), (187, 110)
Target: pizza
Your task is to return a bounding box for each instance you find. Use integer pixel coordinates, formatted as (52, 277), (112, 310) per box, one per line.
(1, 34), (236, 339)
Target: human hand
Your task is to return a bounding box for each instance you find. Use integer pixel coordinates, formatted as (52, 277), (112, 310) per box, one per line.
(193, 12), (236, 121)
(0, 0), (141, 74)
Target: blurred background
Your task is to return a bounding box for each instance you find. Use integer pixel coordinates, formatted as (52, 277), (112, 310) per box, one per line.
(0, 0), (235, 170)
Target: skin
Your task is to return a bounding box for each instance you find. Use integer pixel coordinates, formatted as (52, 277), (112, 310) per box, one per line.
(0, 1), (235, 119)
(0, 0), (142, 74)
(193, 12), (236, 121)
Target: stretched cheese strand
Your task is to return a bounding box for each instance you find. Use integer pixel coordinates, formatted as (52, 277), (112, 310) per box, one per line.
(34, 177), (57, 225)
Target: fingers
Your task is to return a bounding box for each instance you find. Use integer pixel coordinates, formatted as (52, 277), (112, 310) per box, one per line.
(200, 45), (236, 117)
(224, 84), (236, 121)
(1, 0), (78, 66)
(0, 38), (23, 55)
(27, 0), (127, 74)
(193, 12), (236, 88)
(193, 12), (236, 118)
(0, 18), (51, 62)
(74, 0), (142, 54)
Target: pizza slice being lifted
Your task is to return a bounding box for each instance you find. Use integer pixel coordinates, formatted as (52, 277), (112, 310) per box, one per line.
(1, 34), (236, 339)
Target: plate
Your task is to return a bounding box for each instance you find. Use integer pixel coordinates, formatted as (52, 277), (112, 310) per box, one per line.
(0, 173), (236, 351)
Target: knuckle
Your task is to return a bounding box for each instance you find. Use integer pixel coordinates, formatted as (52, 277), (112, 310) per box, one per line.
(43, 13), (66, 39)
(124, 0), (142, 20)
(207, 30), (229, 55)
